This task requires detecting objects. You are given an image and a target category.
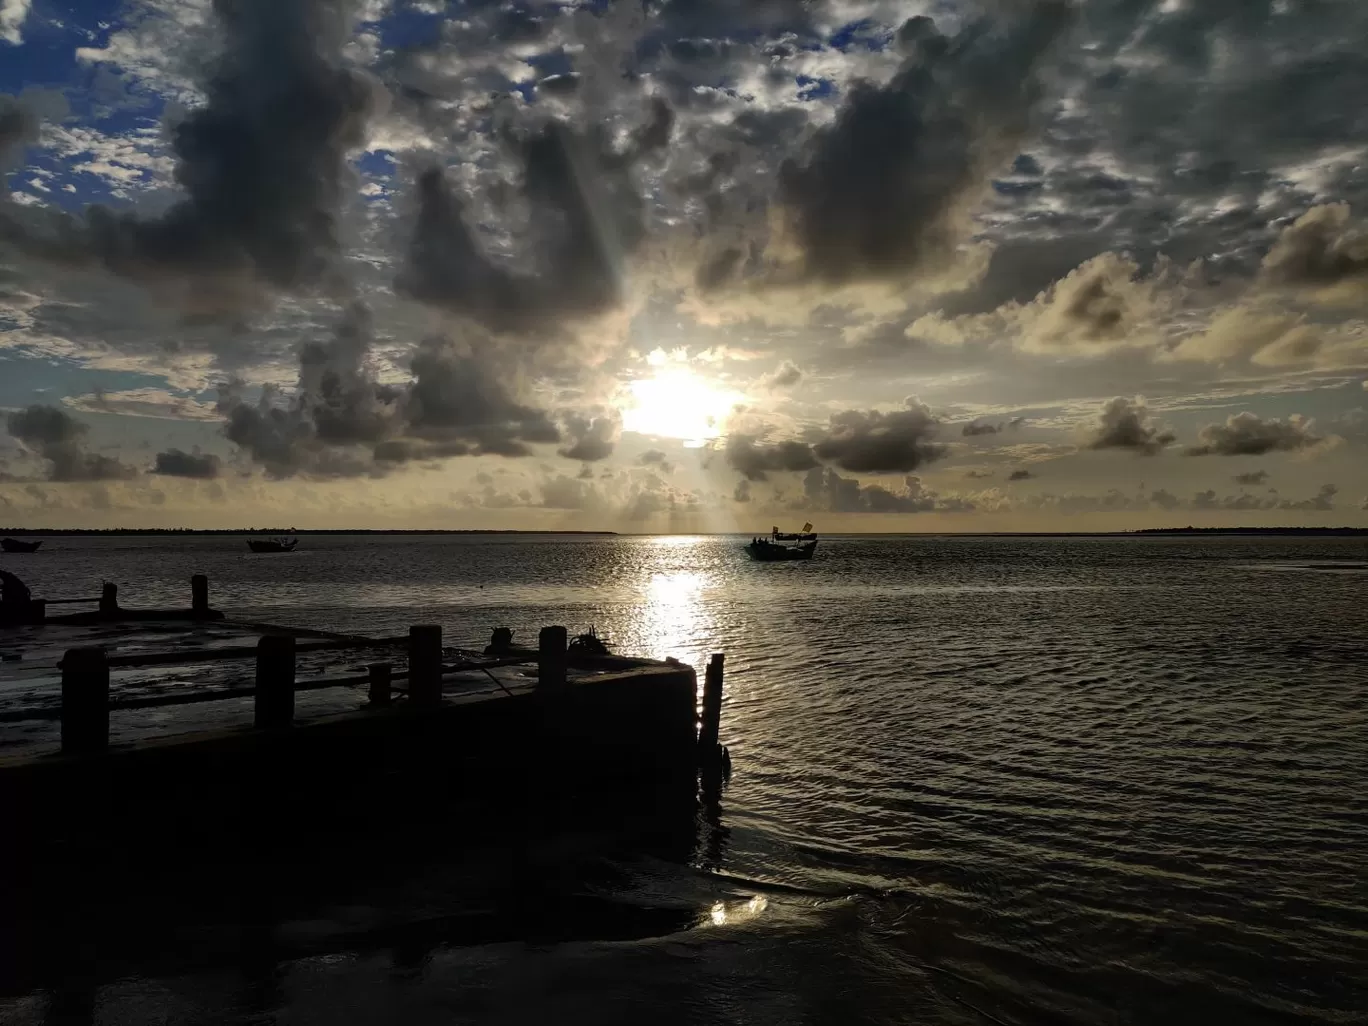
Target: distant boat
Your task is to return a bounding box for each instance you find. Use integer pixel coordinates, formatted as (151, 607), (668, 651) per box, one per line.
(246, 536), (298, 553)
(1, 538), (42, 553)
(746, 523), (818, 562)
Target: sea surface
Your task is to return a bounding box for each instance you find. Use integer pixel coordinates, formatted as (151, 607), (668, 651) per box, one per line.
(1, 533), (1366, 1025)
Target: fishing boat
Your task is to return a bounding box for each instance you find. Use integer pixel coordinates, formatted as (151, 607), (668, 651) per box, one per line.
(745, 524), (818, 562)
(1, 538), (42, 553)
(246, 536), (298, 554)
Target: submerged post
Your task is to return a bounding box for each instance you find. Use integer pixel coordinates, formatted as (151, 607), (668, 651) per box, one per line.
(61, 647), (109, 755)
(538, 626), (568, 689)
(254, 635), (296, 729)
(191, 574), (209, 617)
(699, 653), (724, 752)
(367, 662), (392, 707)
(408, 625), (442, 706)
(99, 582), (118, 616)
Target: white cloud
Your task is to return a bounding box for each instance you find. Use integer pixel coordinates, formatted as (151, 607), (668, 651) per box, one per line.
(0, 0), (31, 44)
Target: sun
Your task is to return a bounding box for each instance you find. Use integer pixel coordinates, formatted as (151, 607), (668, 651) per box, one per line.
(620, 362), (743, 446)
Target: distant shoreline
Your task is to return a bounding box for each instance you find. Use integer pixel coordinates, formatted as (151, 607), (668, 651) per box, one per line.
(0, 528), (620, 537)
(0, 527), (1363, 538)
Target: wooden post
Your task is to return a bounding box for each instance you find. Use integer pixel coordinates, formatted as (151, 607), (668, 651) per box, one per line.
(191, 574), (209, 616)
(408, 625), (442, 706)
(538, 626), (568, 689)
(26, 598), (45, 624)
(61, 647), (109, 755)
(98, 582), (118, 616)
(367, 662), (392, 707)
(699, 653), (724, 751)
(254, 635), (296, 729)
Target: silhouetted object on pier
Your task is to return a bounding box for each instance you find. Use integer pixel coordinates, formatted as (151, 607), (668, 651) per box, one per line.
(61, 647), (109, 755)
(254, 635), (296, 729)
(246, 536), (298, 553)
(0, 570), (42, 625)
(568, 627), (610, 656)
(191, 574), (209, 616)
(99, 582), (119, 616)
(485, 626), (515, 655)
(538, 625), (568, 688)
(0, 538), (41, 553)
(0, 569), (31, 607)
(36, 575), (223, 625)
(408, 625), (443, 705)
(367, 661), (393, 706)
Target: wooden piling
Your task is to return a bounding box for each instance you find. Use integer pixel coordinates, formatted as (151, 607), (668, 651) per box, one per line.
(408, 625), (442, 706)
(254, 635), (296, 729)
(61, 647), (109, 755)
(699, 653), (724, 751)
(367, 662), (392, 707)
(191, 575), (209, 617)
(538, 626), (568, 689)
(99, 583), (118, 616)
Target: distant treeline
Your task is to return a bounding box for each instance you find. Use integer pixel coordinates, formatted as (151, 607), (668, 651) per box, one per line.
(0, 528), (619, 536)
(1134, 527), (1368, 536)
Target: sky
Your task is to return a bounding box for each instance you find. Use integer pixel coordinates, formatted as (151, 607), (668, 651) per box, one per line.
(1, 0), (1367, 531)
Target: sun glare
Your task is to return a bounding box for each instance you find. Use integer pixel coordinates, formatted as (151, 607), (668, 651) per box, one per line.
(620, 358), (743, 445)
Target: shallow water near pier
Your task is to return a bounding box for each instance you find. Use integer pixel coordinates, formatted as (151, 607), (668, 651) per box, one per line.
(1, 533), (1366, 1025)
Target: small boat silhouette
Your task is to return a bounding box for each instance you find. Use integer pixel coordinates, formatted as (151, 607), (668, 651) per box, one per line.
(746, 523), (817, 561)
(246, 536), (298, 553)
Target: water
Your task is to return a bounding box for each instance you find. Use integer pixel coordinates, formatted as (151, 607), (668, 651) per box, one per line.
(2, 534), (1366, 1025)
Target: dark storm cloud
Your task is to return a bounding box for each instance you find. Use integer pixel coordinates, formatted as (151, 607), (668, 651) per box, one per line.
(1260, 204), (1368, 289)
(759, 360), (803, 390)
(1233, 469), (1269, 486)
(402, 339), (561, 456)
(811, 399), (945, 474)
(5, 404), (136, 481)
(558, 410), (621, 462)
(0, 92), (59, 182)
(1086, 397), (1174, 455)
(152, 448), (222, 479)
(725, 433), (819, 482)
(0, 0), (376, 306)
(775, 2), (1073, 284)
(397, 100), (672, 333)
(1186, 412), (1320, 457)
(803, 467), (971, 514)
(961, 416), (1025, 437)
(638, 449), (675, 473)
(216, 305), (561, 477)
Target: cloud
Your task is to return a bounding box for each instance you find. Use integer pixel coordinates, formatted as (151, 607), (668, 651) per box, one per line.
(1019, 253), (1164, 352)
(1261, 204), (1368, 291)
(216, 303), (562, 477)
(732, 478), (751, 503)
(63, 388), (220, 421)
(0, 0), (30, 46)
(1233, 470), (1269, 486)
(396, 99), (671, 333)
(558, 409), (621, 462)
(725, 432), (818, 482)
(961, 416), (1025, 437)
(1, 91), (64, 178)
(1085, 397), (1174, 455)
(759, 360), (802, 390)
(1, 0), (378, 311)
(152, 448), (222, 479)
(1186, 412), (1320, 457)
(811, 398), (945, 474)
(802, 467), (971, 515)
(5, 404), (137, 481)
(771, 3), (1073, 286)
(1278, 483), (1338, 511)
(1008, 469), (1034, 481)
(638, 449), (675, 473)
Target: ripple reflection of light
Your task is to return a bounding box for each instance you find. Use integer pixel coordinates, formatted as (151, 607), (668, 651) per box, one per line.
(638, 568), (715, 667)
